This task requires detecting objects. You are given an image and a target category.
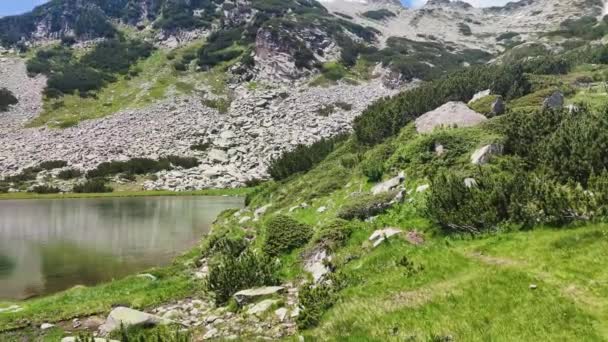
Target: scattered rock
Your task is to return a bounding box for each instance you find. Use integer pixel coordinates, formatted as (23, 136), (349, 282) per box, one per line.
(62, 338), (119, 342)
(470, 144), (503, 165)
(416, 184), (430, 193)
(415, 102), (488, 133)
(405, 231), (425, 245)
(40, 323), (55, 330)
(203, 328), (219, 339)
(542, 91), (564, 110)
(491, 96), (505, 116)
(317, 206), (327, 213)
(464, 178), (477, 188)
(529, 284), (538, 290)
(275, 308), (289, 322)
(372, 171), (405, 195)
(99, 307), (170, 335)
(468, 89), (491, 105)
(136, 273), (157, 281)
(234, 286), (285, 305)
(369, 228), (402, 248)
(303, 248), (331, 283)
(247, 299), (279, 316)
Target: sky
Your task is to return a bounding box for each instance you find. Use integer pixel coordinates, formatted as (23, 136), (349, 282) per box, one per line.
(0, 0), (514, 17)
(0, 0), (48, 17)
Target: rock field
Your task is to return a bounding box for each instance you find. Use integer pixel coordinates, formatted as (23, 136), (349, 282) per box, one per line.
(0, 58), (401, 189)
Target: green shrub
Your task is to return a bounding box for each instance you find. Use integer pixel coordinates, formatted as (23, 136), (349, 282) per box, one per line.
(426, 169), (593, 233)
(73, 179), (113, 193)
(361, 9), (396, 21)
(190, 141), (211, 151)
(313, 219), (353, 251)
(30, 185), (61, 194)
(334, 101), (352, 111)
(337, 192), (398, 220)
(360, 143), (394, 182)
(263, 215), (313, 256)
(39, 160), (68, 170)
(353, 64), (530, 145)
(268, 134), (348, 180)
(86, 158), (173, 178)
(316, 105), (335, 117)
(206, 249), (279, 305)
(297, 274), (346, 329)
(81, 39), (154, 75)
(163, 155), (200, 169)
(0, 88), (18, 111)
(57, 168), (83, 180)
(468, 95), (500, 115)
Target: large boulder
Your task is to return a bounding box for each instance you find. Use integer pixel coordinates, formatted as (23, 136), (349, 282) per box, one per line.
(371, 171), (405, 195)
(99, 307), (170, 335)
(491, 97), (505, 116)
(470, 144), (503, 165)
(415, 102), (488, 133)
(542, 91), (564, 110)
(233, 286), (285, 305)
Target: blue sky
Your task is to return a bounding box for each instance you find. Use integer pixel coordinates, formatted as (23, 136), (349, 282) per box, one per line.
(0, 0), (48, 17)
(0, 0), (513, 17)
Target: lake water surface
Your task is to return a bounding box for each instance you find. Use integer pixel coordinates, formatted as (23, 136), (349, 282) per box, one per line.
(0, 196), (243, 300)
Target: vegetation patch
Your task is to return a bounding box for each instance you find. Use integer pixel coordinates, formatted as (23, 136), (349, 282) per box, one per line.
(263, 214), (313, 256)
(0, 88), (18, 112)
(206, 249), (279, 305)
(361, 9), (396, 21)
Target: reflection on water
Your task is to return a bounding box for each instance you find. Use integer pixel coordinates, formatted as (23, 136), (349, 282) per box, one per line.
(0, 196), (243, 300)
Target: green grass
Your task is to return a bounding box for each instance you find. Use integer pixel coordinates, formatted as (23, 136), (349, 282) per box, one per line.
(25, 39), (237, 128)
(0, 188), (254, 201)
(299, 225), (608, 341)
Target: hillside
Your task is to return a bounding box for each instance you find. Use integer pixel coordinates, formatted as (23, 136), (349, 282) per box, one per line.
(0, 0), (602, 194)
(3, 0), (608, 341)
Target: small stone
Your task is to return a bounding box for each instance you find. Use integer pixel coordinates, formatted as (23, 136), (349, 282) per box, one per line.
(317, 206), (327, 213)
(275, 307), (288, 322)
(530, 284), (538, 290)
(40, 323), (55, 330)
(136, 273), (157, 281)
(247, 299), (279, 316)
(203, 328), (218, 339)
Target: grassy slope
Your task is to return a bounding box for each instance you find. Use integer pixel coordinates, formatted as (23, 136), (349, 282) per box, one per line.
(26, 39), (234, 128)
(4, 56), (608, 340)
(240, 65), (608, 340)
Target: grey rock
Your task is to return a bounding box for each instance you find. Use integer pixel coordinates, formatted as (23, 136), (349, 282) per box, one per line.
(415, 102), (487, 133)
(99, 307), (170, 335)
(234, 286), (285, 305)
(470, 144), (503, 165)
(543, 91), (564, 110)
(491, 96), (505, 116)
(369, 228), (402, 248)
(371, 171), (405, 195)
(247, 299), (279, 316)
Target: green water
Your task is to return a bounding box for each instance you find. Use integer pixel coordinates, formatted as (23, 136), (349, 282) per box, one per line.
(0, 196), (243, 300)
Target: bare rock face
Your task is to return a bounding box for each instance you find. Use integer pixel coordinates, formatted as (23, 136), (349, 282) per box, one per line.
(415, 101), (487, 133)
